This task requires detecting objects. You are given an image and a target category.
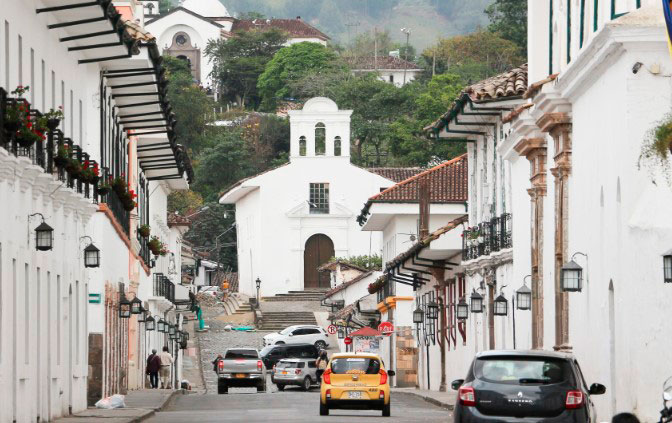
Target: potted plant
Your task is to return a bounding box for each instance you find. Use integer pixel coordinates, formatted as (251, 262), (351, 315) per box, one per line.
(54, 144), (70, 167)
(138, 224), (150, 238)
(367, 276), (387, 294)
(65, 157), (82, 178)
(97, 177), (112, 196)
(79, 160), (100, 184)
(44, 106), (64, 131)
(148, 236), (163, 256)
(640, 114), (672, 181)
(14, 115), (47, 148)
(4, 86), (31, 132)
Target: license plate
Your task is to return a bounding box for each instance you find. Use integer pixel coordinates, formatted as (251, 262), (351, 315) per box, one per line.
(281, 371), (288, 375)
(348, 391), (363, 399)
(235, 374), (246, 378)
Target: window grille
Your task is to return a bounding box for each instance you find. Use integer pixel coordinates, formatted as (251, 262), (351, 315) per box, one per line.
(315, 123), (325, 156)
(309, 183), (329, 214)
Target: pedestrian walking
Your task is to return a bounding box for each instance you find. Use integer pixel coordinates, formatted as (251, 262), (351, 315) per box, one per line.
(159, 346), (174, 389)
(146, 349), (161, 389)
(212, 354), (223, 373)
(316, 350), (328, 383)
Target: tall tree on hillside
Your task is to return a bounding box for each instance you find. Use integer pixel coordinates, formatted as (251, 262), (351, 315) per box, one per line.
(485, 0), (528, 54)
(206, 29), (288, 109)
(257, 42), (346, 110)
(159, 0), (173, 13)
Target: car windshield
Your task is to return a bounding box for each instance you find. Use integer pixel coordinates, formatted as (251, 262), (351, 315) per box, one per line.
(474, 357), (570, 385)
(279, 327), (294, 335)
(331, 358), (381, 375)
(225, 349), (258, 359)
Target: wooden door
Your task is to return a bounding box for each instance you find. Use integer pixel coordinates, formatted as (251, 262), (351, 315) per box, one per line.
(304, 234), (334, 289)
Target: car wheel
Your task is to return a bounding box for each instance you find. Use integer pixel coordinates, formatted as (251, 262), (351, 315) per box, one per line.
(302, 377), (311, 391)
(257, 382), (266, 393)
(314, 341), (327, 350)
(275, 341), (285, 345)
(217, 380), (228, 395)
(382, 403), (390, 417)
(277, 384), (285, 391)
(319, 403), (329, 416)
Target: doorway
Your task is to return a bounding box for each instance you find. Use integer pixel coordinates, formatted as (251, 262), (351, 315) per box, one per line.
(303, 234), (334, 289)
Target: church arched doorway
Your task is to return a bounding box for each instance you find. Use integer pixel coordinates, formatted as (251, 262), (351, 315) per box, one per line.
(304, 234), (334, 289)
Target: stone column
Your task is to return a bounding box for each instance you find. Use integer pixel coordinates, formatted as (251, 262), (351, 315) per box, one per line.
(514, 137), (547, 349)
(537, 112), (572, 351)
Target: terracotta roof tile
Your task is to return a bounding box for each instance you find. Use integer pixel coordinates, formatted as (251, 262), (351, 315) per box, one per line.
(167, 213), (191, 227)
(345, 56), (423, 71)
(367, 168), (423, 183)
(323, 271), (374, 299)
(232, 19), (329, 40)
(122, 19), (156, 43)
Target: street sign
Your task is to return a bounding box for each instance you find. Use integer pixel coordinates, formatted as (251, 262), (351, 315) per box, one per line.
(88, 293), (101, 304)
(378, 321), (394, 336)
(327, 324), (337, 335)
(344, 337), (352, 345)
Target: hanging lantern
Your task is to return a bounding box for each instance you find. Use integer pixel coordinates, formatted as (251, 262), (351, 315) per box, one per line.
(168, 324), (176, 337)
(145, 315), (155, 330)
(456, 298), (469, 320)
(337, 328), (345, 339)
(118, 294), (131, 319)
(34, 221), (54, 251)
(663, 249), (672, 283)
(561, 260), (583, 292)
(516, 283), (532, 310)
(493, 294), (508, 316)
(426, 300), (439, 320)
(130, 296), (142, 314)
(83, 242), (100, 268)
(413, 306), (424, 324)
(470, 290), (484, 313)
(157, 318), (167, 333)
(138, 309), (147, 323)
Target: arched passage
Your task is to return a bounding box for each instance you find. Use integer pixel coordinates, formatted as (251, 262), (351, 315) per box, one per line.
(304, 234), (334, 289)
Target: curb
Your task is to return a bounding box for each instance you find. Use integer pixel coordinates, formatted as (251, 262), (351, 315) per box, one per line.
(133, 390), (178, 423)
(394, 390), (454, 411)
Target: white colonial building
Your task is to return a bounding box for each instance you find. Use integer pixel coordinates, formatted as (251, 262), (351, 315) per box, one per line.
(346, 56), (424, 87)
(220, 97), (396, 297)
(143, 0), (329, 89)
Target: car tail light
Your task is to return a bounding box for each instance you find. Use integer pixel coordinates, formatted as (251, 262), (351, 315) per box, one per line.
(458, 386), (476, 406)
(565, 391), (584, 409)
(257, 360), (263, 371)
(379, 369), (388, 385)
(295, 368), (302, 375)
(323, 369), (332, 384)
(218, 360), (224, 371)
(379, 391), (385, 400)
(326, 389), (332, 399)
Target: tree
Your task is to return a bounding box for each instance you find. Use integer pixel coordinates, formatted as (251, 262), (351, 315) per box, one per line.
(184, 203), (238, 271)
(348, 30), (395, 58)
(485, 0), (528, 54)
(257, 42), (346, 110)
(205, 29), (288, 109)
(159, 0), (173, 14)
(168, 190), (204, 214)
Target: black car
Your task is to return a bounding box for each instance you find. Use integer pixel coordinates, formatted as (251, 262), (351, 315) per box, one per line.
(260, 343), (319, 369)
(452, 350), (606, 422)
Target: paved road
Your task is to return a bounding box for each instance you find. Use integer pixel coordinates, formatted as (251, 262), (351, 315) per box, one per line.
(148, 390), (451, 423)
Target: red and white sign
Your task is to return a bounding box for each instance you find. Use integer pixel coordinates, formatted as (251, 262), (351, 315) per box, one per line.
(378, 321), (394, 336)
(344, 337), (353, 345)
(326, 324), (337, 335)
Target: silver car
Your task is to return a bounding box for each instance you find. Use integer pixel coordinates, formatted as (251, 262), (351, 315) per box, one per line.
(271, 358), (318, 391)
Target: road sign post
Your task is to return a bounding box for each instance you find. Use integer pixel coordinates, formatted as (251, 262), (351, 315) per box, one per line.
(327, 324), (337, 335)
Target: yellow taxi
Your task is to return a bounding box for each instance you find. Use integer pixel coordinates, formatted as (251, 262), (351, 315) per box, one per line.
(319, 352), (395, 417)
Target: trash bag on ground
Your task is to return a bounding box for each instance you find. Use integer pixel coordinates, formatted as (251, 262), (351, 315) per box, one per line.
(95, 394), (126, 409)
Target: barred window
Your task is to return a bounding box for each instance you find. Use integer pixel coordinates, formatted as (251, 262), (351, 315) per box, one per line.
(334, 136), (341, 156)
(315, 123), (326, 156)
(299, 136), (306, 156)
(309, 183), (329, 214)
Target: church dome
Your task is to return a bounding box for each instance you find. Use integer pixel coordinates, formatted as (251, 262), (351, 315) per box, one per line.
(181, 0), (230, 17)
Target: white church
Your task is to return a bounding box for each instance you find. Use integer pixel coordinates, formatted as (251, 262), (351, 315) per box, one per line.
(142, 0), (329, 89)
(219, 98), (397, 297)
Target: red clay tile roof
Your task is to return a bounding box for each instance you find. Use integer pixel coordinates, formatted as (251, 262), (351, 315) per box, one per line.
(345, 56), (423, 71)
(232, 19), (329, 41)
(167, 213), (191, 227)
(367, 168), (423, 183)
(323, 271), (374, 299)
(369, 154), (467, 204)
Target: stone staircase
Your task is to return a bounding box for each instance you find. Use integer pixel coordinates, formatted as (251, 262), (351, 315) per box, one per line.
(259, 311), (318, 331)
(261, 288), (328, 302)
(220, 293), (252, 315)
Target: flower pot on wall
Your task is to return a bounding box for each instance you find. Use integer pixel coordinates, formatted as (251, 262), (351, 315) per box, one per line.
(46, 118), (60, 131)
(4, 121), (20, 133)
(16, 136), (36, 148)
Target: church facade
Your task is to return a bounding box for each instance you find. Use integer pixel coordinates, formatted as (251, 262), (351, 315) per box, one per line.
(219, 98), (395, 297)
(143, 0), (329, 89)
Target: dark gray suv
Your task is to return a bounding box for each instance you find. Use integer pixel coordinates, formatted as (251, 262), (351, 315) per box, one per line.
(452, 350), (606, 422)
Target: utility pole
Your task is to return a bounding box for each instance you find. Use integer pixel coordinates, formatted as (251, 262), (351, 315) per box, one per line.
(374, 27), (378, 72)
(401, 28), (411, 85)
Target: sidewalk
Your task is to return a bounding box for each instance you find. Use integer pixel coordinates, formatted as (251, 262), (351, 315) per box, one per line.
(54, 389), (176, 423)
(392, 387), (456, 410)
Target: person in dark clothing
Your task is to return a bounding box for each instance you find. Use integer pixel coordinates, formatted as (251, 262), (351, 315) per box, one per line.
(612, 413), (640, 423)
(212, 354), (224, 373)
(146, 349), (161, 389)
(315, 350), (328, 383)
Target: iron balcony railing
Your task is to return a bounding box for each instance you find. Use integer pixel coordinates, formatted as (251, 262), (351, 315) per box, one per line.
(462, 213), (512, 261)
(376, 279), (396, 304)
(153, 273), (175, 303)
(138, 233), (151, 268)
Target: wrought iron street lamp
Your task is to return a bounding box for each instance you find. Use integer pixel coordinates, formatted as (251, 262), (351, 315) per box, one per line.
(664, 249), (672, 283)
(427, 300), (439, 320)
(337, 328), (345, 339)
(168, 324), (176, 338)
(30, 213), (54, 251)
(493, 293), (508, 316)
(119, 293), (131, 318)
(561, 252), (587, 292)
(413, 306), (424, 324)
(130, 296), (142, 314)
(255, 277), (261, 308)
(80, 236), (100, 268)
(157, 318), (167, 333)
(516, 276), (532, 311)
(138, 309), (147, 323)
(470, 289), (484, 313)
(456, 298), (469, 320)
(146, 315), (155, 331)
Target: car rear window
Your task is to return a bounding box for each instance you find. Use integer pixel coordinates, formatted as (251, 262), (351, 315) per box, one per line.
(225, 349), (258, 359)
(474, 357), (570, 385)
(331, 358), (381, 375)
(277, 361), (305, 369)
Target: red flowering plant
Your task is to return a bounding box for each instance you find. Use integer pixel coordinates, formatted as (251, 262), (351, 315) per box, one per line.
(148, 236), (165, 256)
(80, 160), (100, 184)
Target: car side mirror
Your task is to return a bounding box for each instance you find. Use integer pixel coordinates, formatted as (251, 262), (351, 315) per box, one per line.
(451, 379), (464, 390)
(589, 383), (606, 395)
(288, 333), (294, 337)
(387, 370), (396, 377)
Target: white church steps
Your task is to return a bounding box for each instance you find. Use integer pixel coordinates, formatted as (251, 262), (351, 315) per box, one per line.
(259, 312), (318, 331)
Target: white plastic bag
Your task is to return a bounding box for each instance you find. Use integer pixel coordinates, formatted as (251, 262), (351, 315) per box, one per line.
(95, 394), (126, 409)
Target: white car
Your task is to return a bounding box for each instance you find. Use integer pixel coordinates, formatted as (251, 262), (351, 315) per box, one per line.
(198, 286), (220, 297)
(263, 325), (330, 350)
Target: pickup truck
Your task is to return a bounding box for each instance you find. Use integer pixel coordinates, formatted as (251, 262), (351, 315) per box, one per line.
(216, 348), (267, 394)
